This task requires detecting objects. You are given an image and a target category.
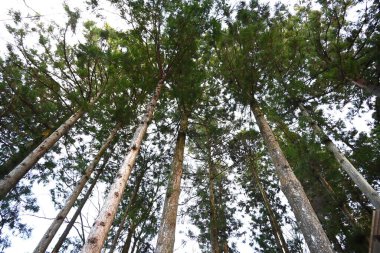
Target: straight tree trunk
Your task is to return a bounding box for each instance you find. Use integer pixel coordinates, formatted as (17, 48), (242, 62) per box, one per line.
(33, 124), (120, 253)
(250, 99), (334, 253)
(299, 104), (380, 209)
(51, 155), (110, 253)
(109, 167), (146, 253)
(81, 79), (164, 253)
(0, 93), (100, 199)
(155, 111), (189, 253)
(249, 162), (290, 253)
(207, 153), (221, 253)
(121, 223), (137, 253)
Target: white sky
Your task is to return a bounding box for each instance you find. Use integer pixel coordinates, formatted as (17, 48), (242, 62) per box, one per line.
(0, 0), (373, 253)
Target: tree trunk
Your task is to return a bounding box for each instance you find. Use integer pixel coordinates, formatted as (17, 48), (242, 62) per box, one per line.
(299, 104), (380, 209)
(350, 79), (380, 97)
(33, 124), (120, 253)
(250, 99), (334, 253)
(121, 223), (137, 253)
(81, 79), (164, 253)
(249, 162), (290, 253)
(51, 154), (110, 253)
(109, 167), (146, 253)
(0, 93), (100, 199)
(155, 111), (189, 253)
(207, 154), (221, 253)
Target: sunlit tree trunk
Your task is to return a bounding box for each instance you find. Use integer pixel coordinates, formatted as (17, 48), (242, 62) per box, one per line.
(109, 167), (146, 253)
(250, 99), (334, 253)
(299, 104), (380, 209)
(51, 154), (110, 253)
(155, 111), (189, 253)
(249, 162), (290, 253)
(33, 123), (120, 253)
(0, 93), (101, 199)
(81, 79), (164, 253)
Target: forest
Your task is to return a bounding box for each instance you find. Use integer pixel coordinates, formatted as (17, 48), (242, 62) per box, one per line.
(0, 0), (379, 252)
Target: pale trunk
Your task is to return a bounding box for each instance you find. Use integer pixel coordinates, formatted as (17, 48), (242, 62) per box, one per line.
(109, 167), (146, 253)
(0, 94), (100, 199)
(207, 150), (221, 253)
(81, 79), (164, 253)
(250, 163), (290, 253)
(250, 100), (334, 253)
(299, 104), (380, 209)
(155, 112), (189, 253)
(33, 124), (120, 253)
(51, 156), (109, 253)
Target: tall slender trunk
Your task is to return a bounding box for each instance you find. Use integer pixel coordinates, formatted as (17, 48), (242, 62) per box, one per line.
(81, 79), (164, 253)
(249, 162), (290, 253)
(0, 94), (100, 199)
(33, 124), (120, 253)
(155, 111), (189, 253)
(250, 99), (334, 253)
(51, 155), (110, 253)
(109, 167), (146, 253)
(121, 223), (137, 253)
(299, 104), (380, 209)
(207, 153), (220, 253)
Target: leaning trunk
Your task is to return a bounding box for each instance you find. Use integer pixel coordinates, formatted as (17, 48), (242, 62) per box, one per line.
(33, 124), (120, 253)
(109, 167), (146, 253)
(121, 223), (137, 253)
(299, 104), (380, 209)
(81, 79), (164, 253)
(350, 79), (380, 97)
(0, 94), (100, 199)
(250, 162), (290, 253)
(250, 99), (334, 253)
(207, 154), (220, 253)
(51, 155), (110, 253)
(155, 111), (189, 253)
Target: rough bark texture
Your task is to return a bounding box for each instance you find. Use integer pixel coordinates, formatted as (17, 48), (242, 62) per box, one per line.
(299, 104), (380, 209)
(207, 153), (221, 253)
(109, 168), (146, 253)
(250, 163), (290, 253)
(250, 100), (334, 253)
(51, 156), (110, 253)
(34, 124), (120, 253)
(155, 112), (189, 253)
(81, 80), (164, 253)
(0, 94), (100, 199)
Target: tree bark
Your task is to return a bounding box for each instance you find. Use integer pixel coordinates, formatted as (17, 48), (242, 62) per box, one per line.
(33, 124), (120, 253)
(109, 167), (146, 253)
(155, 111), (189, 253)
(350, 79), (380, 97)
(121, 223), (137, 253)
(250, 99), (334, 253)
(249, 162), (290, 253)
(299, 104), (380, 209)
(81, 79), (164, 253)
(207, 153), (221, 253)
(51, 155), (110, 253)
(0, 93), (101, 199)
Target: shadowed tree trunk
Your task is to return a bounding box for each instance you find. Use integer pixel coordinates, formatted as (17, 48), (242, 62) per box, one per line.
(350, 79), (380, 97)
(33, 123), (120, 253)
(207, 151), (220, 253)
(299, 104), (380, 209)
(51, 153), (111, 253)
(0, 93), (101, 199)
(81, 79), (164, 253)
(250, 99), (334, 253)
(155, 110), (189, 253)
(121, 222), (137, 253)
(249, 162), (290, 253)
